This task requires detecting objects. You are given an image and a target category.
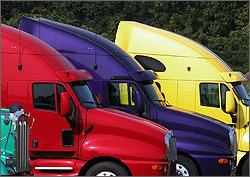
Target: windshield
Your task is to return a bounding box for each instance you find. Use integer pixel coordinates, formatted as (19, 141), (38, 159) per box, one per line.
(232, 82), (249, 106)
(141, 81), (169, 107)
(70, 81), (100, 109)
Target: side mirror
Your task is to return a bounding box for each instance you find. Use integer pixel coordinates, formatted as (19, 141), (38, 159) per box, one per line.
(61, 92), (72, 117)
(135, 91), (144, 114)
(225, 91), (235, 113)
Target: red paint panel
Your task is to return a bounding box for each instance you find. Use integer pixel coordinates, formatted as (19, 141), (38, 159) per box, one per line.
(1, 81), (8, 108)
(8, 81), (28, 110)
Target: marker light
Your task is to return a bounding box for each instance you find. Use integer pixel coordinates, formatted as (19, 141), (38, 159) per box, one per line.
(218, 158), (228, 164)
(152, 165), (164, 171)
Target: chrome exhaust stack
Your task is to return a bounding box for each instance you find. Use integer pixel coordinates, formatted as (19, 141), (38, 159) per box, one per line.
(16, 118), (29, 172)
(10, 103), (33, 174)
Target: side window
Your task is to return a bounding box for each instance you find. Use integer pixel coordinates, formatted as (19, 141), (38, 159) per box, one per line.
(108, 83), (129, 108)
(220, 84), (230, 112)
(33, 83), (56, 111)
(200, 83), (219, 108)
(56, 84), (76, 118)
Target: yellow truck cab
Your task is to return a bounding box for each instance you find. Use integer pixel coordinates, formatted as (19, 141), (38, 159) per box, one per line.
(115, 21), (249, 176)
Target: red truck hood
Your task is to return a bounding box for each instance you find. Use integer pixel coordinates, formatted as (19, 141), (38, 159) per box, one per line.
(79, 107), (170, 162)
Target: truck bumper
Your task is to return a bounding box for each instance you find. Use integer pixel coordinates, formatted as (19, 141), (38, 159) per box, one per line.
(193, 154), (236, 176)
(30, 158), (175, 176)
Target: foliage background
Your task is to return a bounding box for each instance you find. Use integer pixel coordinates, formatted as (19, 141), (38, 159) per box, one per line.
(1, 1), (249, 89)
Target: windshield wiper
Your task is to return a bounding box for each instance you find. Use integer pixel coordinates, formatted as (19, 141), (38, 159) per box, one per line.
(243, 121), (249, 129)
(84, 101), (97, 104)
(154, 99), (171, 107)
(84, 101), (102, 108)
(84, 101), (98, 106)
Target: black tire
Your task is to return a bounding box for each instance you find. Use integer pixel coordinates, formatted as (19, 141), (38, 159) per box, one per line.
(85, 162), (129, 176)
(176, 155), (199, 176)
(241, 156), (249, 176)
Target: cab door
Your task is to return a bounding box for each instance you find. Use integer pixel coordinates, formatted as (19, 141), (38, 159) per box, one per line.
(28, 81), (78, 156)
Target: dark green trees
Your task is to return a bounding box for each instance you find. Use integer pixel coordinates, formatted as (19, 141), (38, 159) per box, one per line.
(1, 1), (249, 75)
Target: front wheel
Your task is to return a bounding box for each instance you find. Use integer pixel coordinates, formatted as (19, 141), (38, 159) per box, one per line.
(85, 162), (129, 176)
(241, 156), (249, 176)
(176, 155), (199, 176)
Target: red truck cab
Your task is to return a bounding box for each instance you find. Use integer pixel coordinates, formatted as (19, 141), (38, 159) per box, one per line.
(1, 24), (176, 176)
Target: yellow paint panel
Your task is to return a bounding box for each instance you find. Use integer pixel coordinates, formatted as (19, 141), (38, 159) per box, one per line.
(156, 80), (178, 106)
(177, 81), (195, 111)
(241, 127), (249, 151)
(220, 72), (247, 82)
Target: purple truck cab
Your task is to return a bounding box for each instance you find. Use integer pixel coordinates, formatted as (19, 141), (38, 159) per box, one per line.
(19, 17), (238, 176)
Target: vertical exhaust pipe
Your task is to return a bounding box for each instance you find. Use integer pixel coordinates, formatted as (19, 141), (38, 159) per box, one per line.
(15, 116), (29, 173)
(10, 103), (33, 174)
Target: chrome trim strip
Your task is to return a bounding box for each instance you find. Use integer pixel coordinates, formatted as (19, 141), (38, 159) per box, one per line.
(35, 167), (73, 170)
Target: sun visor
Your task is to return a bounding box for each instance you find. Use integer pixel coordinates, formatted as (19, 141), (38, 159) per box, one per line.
(128, 70), (157, 82)
(56, 69), (93, 82)
(220, 72), (247, 82)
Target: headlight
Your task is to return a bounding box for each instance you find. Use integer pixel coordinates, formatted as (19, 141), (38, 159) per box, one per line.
(229, 126), (237, 157)
(165, 130), (177, 162)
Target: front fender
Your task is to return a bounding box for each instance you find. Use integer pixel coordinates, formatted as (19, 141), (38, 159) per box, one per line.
(240, 127), (249, 151)
(157, 107), (231, 156)
(174, 130), (231, 155)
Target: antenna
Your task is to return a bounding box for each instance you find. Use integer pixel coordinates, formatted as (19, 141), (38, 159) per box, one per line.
(94, 34), (98, 70)
(39, 9), (40, 39)
(18, 28), (22, 70)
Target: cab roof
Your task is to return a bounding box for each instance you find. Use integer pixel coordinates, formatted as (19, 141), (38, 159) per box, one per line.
(19, 17), (150, 80)
(115, 21), (232, 72)
(115, 21), (246, 82)
(1, 24), (81, 81)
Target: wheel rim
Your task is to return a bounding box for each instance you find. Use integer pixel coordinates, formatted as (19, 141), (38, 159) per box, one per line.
(96, 171), (117, 176)
(176, 163), (190, 176)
